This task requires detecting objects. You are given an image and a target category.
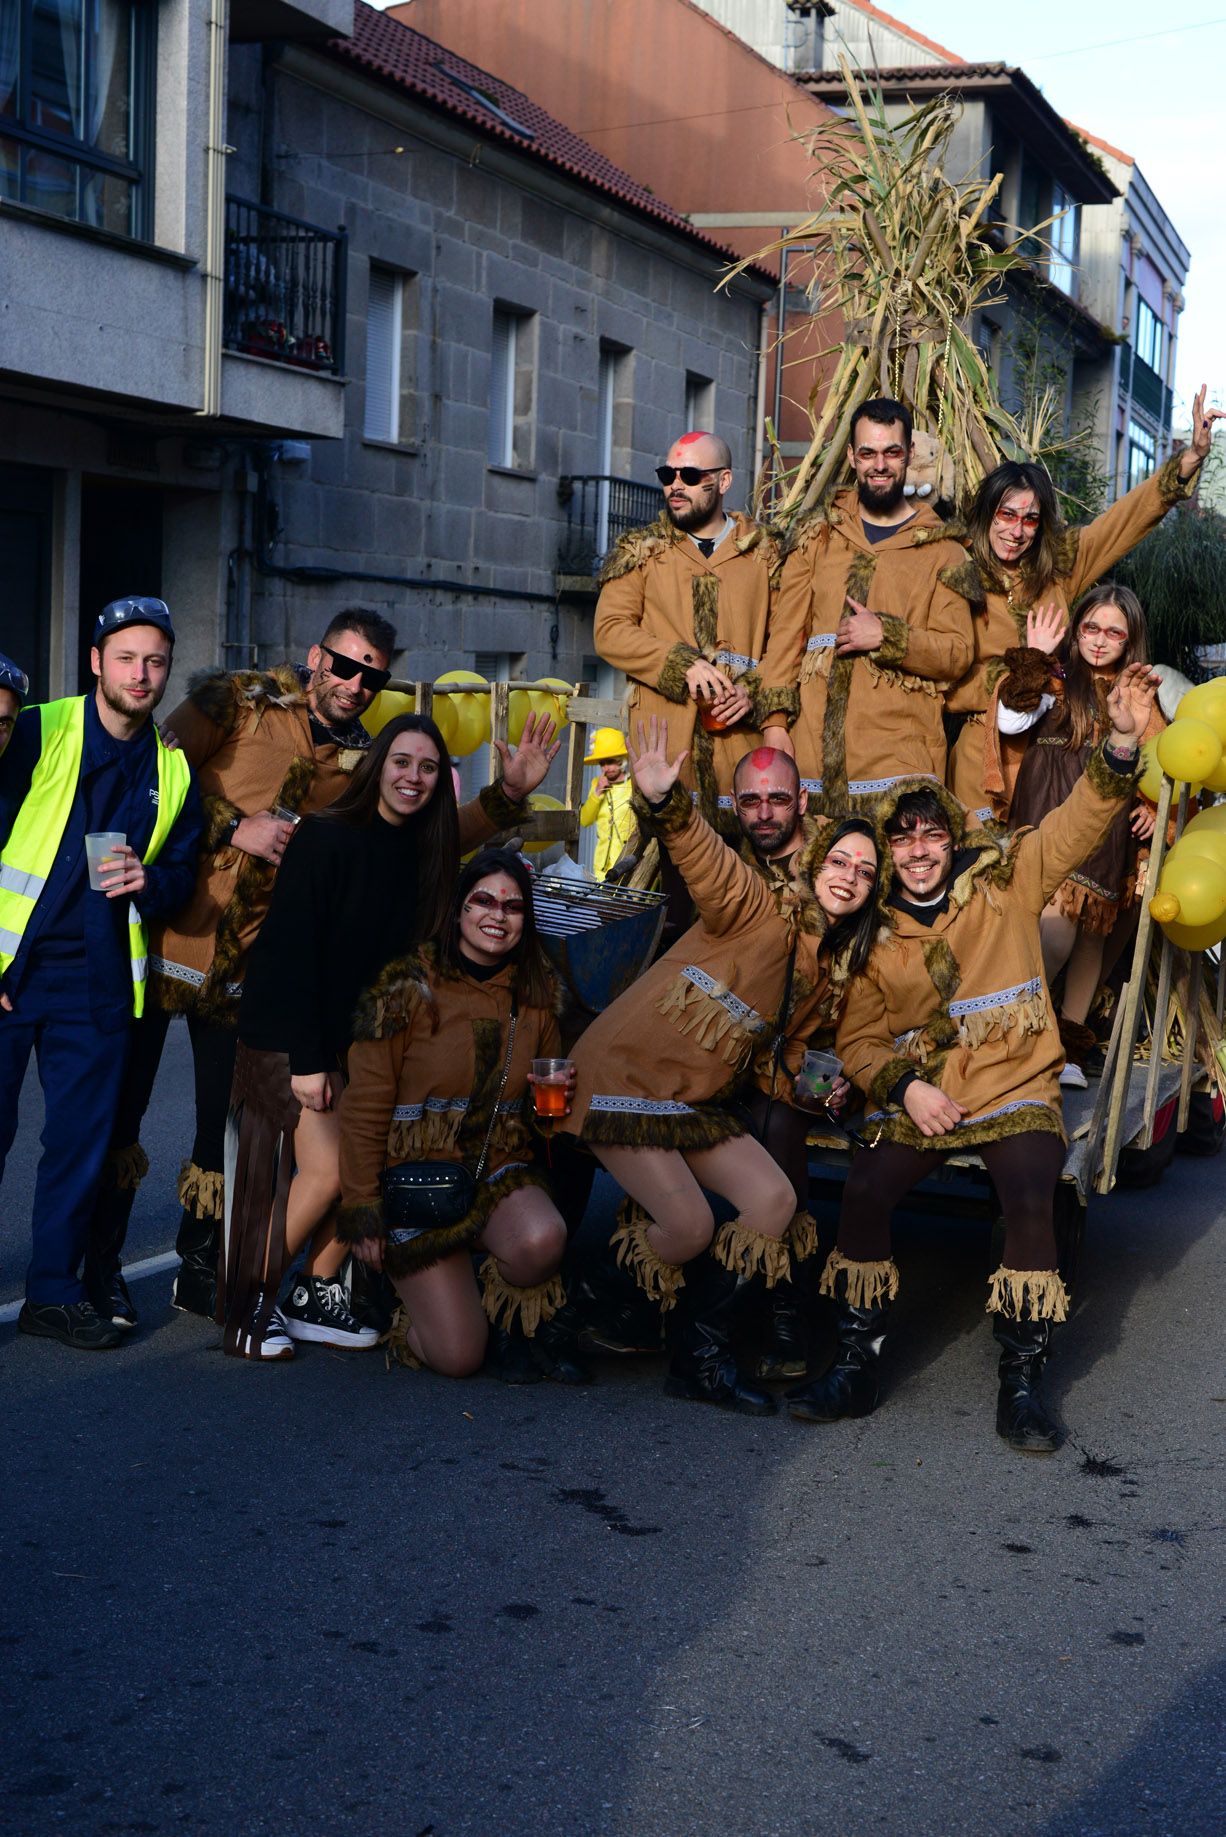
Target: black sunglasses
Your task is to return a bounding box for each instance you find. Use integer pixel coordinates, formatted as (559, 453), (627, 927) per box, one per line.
(321, 645), (390, 694)
(655, 465), (720, 487)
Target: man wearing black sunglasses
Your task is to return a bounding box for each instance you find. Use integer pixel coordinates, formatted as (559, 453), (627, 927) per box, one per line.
(85, 610), (399, 1327)
(596, 431), (799, 882)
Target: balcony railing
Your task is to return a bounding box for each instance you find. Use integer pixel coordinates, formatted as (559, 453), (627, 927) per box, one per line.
(223, 195), (347, 375)
(557, 474), (661, 574)
(1121, 347), (1173, 432)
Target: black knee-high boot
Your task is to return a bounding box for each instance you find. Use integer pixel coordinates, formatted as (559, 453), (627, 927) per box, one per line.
(993, 1313), (1060, 1453)
(665, 1250), (776, 1416)
(787, 1249), (898, 1423)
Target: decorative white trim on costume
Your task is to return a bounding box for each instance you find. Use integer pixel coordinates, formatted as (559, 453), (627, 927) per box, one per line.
(588, 1095), (698, 1117)
(714, 650), (758, 672)
(150, 955), (243, 999)
(948, 978), (1043, 1020)
(679, 964), (768, 1035)
(805, 634), (837, 652)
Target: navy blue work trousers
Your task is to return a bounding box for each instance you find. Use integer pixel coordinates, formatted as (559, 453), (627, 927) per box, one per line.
(0, 959), (129, 1304)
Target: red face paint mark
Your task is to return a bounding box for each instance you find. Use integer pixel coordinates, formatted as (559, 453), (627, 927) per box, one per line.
(748, 747), (778, 771)
(676, 430), (709, 448)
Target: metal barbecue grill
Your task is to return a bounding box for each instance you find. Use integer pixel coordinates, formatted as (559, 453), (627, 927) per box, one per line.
(532, 874), (667, 1013)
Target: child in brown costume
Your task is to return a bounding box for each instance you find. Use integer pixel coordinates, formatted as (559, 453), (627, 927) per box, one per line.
(994, 588), (1163, 1087)
(558, 720), (880, 1415)
(788, 662), (1155, 1453)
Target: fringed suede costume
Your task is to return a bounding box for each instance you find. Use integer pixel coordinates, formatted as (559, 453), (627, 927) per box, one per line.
(946, 455), (1196, 823)
(763, 490), (976, 813)
(336, 948), (565, 1342)
(594, 511), (794, 829)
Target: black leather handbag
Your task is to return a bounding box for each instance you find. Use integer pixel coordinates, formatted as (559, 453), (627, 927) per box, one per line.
(380, 1000), (518, 1244)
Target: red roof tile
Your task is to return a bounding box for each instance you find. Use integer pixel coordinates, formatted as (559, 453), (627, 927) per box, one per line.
(324, 4), (762, 273)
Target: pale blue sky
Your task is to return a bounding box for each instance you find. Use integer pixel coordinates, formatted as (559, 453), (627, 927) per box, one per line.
(368, 0), (1221, 419)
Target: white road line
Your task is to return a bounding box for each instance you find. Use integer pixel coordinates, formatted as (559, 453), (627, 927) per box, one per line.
(0, 1249), (179, 1325)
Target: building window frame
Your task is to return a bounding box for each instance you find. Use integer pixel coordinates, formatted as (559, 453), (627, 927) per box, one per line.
(0, 0), (156, 241)
(1135, 297), (1163, 375)
(1127, 418), (1157, 492)
(684, 370), (715, 430)
(1049, 180), (1078, 296)
(488, 304), (536, 471)
(363, 263), (412, 445)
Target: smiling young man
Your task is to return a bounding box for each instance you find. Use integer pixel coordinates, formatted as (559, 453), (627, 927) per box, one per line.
(758, 397), (977, 814)
(594, 430), (798, 838)
(0, 601), (200, 1348)
(785, 662), (1156, 1453)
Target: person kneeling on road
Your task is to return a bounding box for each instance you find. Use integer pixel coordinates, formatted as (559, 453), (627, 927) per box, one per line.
(787, 662), (1156, 1452)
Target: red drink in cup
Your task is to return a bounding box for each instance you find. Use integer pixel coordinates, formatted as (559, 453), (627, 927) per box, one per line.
(698, 695), (731, 733)
(531, 1058), (573, 1119)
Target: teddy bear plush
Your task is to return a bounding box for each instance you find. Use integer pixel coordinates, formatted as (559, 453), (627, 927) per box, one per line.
(903, 429), (955, 505)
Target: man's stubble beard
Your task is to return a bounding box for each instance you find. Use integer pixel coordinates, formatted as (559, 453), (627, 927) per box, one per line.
(857, 475), (907, 516)
(99, 677), (164, 722)
(665, 494), (722, 533)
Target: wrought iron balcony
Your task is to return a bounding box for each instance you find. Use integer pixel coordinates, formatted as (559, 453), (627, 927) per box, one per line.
(557, 474), (661, 575)
(223, 195), (347, 375)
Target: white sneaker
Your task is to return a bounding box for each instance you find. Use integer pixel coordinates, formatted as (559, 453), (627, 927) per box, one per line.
(1059, 1061), (1088, 1090)
(235, 1295), (295, 1361)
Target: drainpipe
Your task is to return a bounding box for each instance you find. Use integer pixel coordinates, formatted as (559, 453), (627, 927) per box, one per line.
(198, 0), (231, 419)
(753, 299), (770, 491)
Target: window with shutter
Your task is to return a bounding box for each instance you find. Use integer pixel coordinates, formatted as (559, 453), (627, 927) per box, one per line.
(489, 310), (518, 466)
(364, 267), (403, 443)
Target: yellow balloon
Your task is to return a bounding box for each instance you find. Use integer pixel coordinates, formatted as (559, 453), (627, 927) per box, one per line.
(1171, 830), (1226, 873)
(1149, 891), (1180, 924)
(449, 695), (487, 758)
(430, 694), (459, 752)
(1137, 736), (1164, 805)
(1200, 752), (1226, 794)
(1184, 803), (1226, 836)
(507, 689), (533, 745)
(1175, 678), (1226, 744)
(1158, 851), (1226, 929)
(361, 689), (415, 737)
(533, 677), (572, 733)
(1156, 717), (1222, 785)
(1160, 912), (1226, 952)
(437, 670), (491, 749)
(522, 791), (564, 854)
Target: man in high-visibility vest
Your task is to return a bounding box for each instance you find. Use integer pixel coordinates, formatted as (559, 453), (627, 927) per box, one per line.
(0, 599), (200, 1350)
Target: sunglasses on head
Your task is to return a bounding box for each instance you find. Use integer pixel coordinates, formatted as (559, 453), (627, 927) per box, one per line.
(321, 645), (390, 693)
(655, 465), (720, 487)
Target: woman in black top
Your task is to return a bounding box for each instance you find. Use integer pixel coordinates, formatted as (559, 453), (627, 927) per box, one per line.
(220, 710), (558, 1359)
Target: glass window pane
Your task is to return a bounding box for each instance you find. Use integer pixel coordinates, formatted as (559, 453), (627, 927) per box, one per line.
(25, 141), (77, 216)
(30, 0), (83, 140)
(0, 134), (20, 197)
(92, 0), (132, 160)
(1, 6), (18, 119)
(81, 161), (131, 232)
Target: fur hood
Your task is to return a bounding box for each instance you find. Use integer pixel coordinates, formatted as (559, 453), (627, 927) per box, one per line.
(871, 776), (1016, 923)
(185, 664), (305, 736)
(599, 510), (774, 584)
(350, 942), (562, 1042)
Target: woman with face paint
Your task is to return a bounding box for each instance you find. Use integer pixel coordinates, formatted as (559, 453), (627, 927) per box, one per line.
(945, 386), (1218, 825)
(554, 719), (880, 1417)
(996, 586), (1164, 1087)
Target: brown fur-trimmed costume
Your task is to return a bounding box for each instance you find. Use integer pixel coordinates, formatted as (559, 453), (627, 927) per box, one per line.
(336, 947), (561, 1282)
(594, 510), (789, 829)
(946, 454), (1198, 821)
(835, 749), (1139, 1152)
(763, 490), (975, 815)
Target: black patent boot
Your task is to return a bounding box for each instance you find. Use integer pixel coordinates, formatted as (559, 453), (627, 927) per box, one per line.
(787, 1296), (890, 1422)
(755, 1276), (809, 1381)
(529, 1310), (594, 1385)
(993, 1313), (1060, 1454)
(486, 1322), (544, 1385)
(664, 1252), (776, 1416)
(564, 1253), (663, 1356)
(172, 1209), (219, 1320)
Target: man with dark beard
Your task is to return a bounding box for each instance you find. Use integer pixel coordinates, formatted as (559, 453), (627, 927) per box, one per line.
(0, 599), (199, 1348)
(595, 430), (799, 839)
(757, 397), (977, 813)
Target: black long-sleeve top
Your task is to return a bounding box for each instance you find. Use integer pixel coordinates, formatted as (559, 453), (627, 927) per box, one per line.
(238, 812), (420, 1074)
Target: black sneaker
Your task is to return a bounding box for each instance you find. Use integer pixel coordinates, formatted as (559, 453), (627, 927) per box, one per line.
(281, 1275), (379, 1349)
(18, 1299), (123, 1350)
(85, 1267), (138, 1332)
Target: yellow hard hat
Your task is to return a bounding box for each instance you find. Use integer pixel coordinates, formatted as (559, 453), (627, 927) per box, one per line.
(583, 726), (628, 764)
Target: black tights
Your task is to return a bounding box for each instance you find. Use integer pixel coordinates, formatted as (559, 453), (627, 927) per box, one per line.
(838, 1130), (1066, 1272)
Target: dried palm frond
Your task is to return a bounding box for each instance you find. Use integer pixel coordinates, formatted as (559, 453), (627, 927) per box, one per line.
(723, 58), (1061, 524)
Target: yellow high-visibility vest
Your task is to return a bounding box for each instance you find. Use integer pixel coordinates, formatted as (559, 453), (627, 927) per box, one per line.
(0, 696), (192, 1016)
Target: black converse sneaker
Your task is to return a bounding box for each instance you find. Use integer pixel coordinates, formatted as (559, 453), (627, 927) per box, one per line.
(282, 1275), (379, 1349)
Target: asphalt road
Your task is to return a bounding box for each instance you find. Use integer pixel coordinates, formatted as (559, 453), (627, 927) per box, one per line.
(2, 1020), (1224, 1836)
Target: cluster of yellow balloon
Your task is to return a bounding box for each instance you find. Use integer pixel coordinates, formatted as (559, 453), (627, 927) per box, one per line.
(1150, 795), (1226, 954)
(360, 688), (414, 737)
(365, 673), (573, 758)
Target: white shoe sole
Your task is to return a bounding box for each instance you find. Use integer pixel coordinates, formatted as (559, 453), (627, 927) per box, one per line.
(1059, 1063), (1088, 1090)
(282, 1316), (379, 1349)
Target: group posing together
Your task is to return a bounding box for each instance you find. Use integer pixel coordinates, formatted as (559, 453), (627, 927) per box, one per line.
(1, 386), (1219, 1457)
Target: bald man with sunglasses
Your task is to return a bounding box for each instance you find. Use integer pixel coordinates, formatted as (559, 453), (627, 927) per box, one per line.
(595, 431), (798, 842)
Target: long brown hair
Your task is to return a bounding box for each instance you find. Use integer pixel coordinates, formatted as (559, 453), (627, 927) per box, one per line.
(323, 714), (458, 940)
(964, 461), (1064, 601)
(438, 848), (557, 1012)
(1051, 582), (1150, 752)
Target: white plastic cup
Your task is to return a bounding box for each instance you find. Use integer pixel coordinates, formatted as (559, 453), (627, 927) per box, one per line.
(794, 1048), (842, 1108)
(85, 832), (127, 892)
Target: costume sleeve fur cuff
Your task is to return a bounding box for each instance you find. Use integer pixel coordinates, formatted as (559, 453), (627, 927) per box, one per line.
(754, 683), (800, 728)
(201, 794), (241, 851)
(1087, 741), (1141, 799)
(999, 647), (1053, 712)
(872, 613), (910, 668)
(335, 1201), (384, 1245)
(657, 644), (700, 703)
(632, 781), (693, 838)
(478, 781), (528, 831)
(1158, 451), (1197, 506)
(870, 1056), (916, 1110)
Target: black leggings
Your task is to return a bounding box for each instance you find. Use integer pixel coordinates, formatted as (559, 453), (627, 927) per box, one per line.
(838, 1131), (1065, 1272)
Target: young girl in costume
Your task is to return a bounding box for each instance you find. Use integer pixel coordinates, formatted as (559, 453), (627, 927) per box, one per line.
(995, 585), (1162, 1087)
(336, 849), (586, 1386)
(557, 718), (880, 1416)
